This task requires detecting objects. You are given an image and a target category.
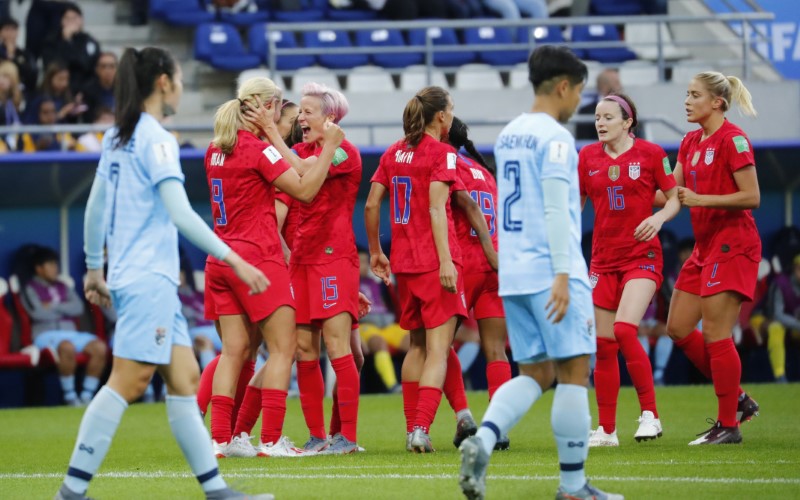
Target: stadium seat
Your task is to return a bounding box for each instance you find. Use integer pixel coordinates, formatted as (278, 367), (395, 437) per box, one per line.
(347, 66), (395, 92)
(590, 0), (643, 15)
(218, 6), (270, 25)
(154, 0), (215, 26)
(399, 64), (449, 92)
(195, 23), (261, 71)
(625, 22), (691, 61)
(516, 25), (580, 58)
(303, 30), (370, 70)
(572, 24), (637, 63)
(454, 64), (504, 90)
(0, 277), (35, 370)
(619, 60), (660, 86)
(354, 28), (423, 69)
(408, 27), (476, 67)
(290, 66), (341, 92)
(463, 26), (527, 67)
(248, 24), (316, 71)
(272, 0), (326, 22)
(327, 7), (378, 21)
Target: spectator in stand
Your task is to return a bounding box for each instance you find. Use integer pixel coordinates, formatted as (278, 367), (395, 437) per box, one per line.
(25, 0), (69, 60)
(357, 248), (407, 392)
(82, 52), (117, 122)
(27, 62), (87, 124)
(0, 18), (38, 100)
(19, 97), (82, 152)
(76, 106), (114, 152)
(178, 269), (222, 372)
(481, 0), (548, 19)
(369, 0), (449, 20)
(576, 68), (622, 141)
(42, 2), (101, 94)
(0, 60), (22, 153)
(22, 246), (108, 406)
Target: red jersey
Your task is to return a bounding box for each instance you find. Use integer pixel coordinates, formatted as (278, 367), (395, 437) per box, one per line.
(205, 130), (290, 266)
(452, 154), (498, 274)
(579, 139), (676, 272)
(291, 139), (361, 265)
(275, 190), (300, 250)
(372, 134), (462, 274)
(677, 120), (760, 265)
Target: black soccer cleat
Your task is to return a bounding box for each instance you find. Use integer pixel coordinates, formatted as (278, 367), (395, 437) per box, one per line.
(453, 413), (478, 448)
(737, 393), (760, 424)
(493, 434), (510, 451)
(688, 420), (743, 445)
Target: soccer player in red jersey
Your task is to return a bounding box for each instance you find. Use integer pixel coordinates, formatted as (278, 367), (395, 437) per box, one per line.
(203, 77), (345, 457)
(365, 86), (468, 453)
(578, 93), (680, 447)
(666, 72), (761, 445)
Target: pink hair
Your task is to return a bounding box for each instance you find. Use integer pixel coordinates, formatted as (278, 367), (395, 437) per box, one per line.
(301, 82), (349, 124)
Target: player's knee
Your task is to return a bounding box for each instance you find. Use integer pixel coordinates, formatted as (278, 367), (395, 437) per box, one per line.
(57, 341), (76, 358)
(194, 336), (213, 351)
(481, 341), (507, 362)
(367, 335), (387, 353)
(85, 340), (107, 360)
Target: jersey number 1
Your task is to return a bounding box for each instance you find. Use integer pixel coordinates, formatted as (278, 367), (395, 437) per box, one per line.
(211, 178), (228, 226)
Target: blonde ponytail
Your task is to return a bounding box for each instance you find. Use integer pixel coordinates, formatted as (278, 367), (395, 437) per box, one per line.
(212, 76), (283, 154)
(727, 75), (757, 117)
(693, 71), (757, 117)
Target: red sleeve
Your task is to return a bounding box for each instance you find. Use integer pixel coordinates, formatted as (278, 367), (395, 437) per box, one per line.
(452, 157), (471, 193)
(275, 190), (292, 208)
(430, 147), (457, 185)
(257, 143), (292, 182)
(328, 142), (361, 179)
(578, 149), (588, 197)
(724, 132), (755, 173)
(676, 134), (689, 167)
(653, 146), (677, 192)
(371, 154), (389, 187)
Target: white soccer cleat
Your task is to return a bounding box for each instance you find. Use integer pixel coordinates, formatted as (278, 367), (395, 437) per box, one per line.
(226, 432), (258, 458)
(212, 440), (229, 458)
(261, 436), (308, 457)
(634, 411), (663, 442)
(588, 426), (619, 447)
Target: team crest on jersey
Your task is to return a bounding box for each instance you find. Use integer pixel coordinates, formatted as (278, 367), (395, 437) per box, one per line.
(691, 151), (700, 166)
(608, 165), (620, 181)
(589, 272), (599, 289)
(704, 148), (715, 165)
(628, 162), (640, 180)
(155, 327), (166, 346)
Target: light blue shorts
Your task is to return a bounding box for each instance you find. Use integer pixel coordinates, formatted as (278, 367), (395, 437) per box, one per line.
(502, 279), (596, 364)
(188, 325), (223, 351)
(111, 274), (190, 365)
(34, 331), (99, 353)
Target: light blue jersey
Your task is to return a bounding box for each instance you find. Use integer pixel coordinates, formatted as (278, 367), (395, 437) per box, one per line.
(97, 113), (184, 290)
(495, 113), (589, 296)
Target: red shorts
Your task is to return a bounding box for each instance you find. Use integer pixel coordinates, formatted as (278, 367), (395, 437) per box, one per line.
(204, 260), (294, 323)
(463, 271), (505, 320)
(589, 262), (663, 311)
(395, 267), (468, 330)
(291, 259), (359, 325)
(674, 254), (759, 301)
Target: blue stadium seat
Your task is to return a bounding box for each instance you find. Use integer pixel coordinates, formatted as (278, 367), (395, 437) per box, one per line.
(217, 0), (270, 26)
(590, 0), (643, 15)
(464, 26), (527, 66)
(408, 27), (476, 67)
(354, 29), (423, 68)
(516, 25), (583, 59)
(154, 0), (215, 26)
(571, 24), (637, 63)
(248, 24), (316, 70)
(195, 23), (261, 71)
(303, 30), (369, 69)
(272, 0), (325, 22)
(327, 8), (378, 21)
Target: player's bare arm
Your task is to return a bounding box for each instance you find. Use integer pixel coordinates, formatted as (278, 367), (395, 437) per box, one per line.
(430, 181), (457, 293)
(453, 190), (498, 271)
(678, 165), (759, 210)
(635, 186), (680, 242)
(365, 182), (391, 285)
(272, 123), (344, 202)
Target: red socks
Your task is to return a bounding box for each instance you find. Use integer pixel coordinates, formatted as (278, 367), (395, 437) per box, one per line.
(402, 381), (419, 433)
(707, 338), (741, 427)
(443, 347), (468, 413)
(594, 337), (620, 433)
(486, 360), (512, 400)
(297, 360), (326, 439)
(210, 394), (234, 444)
(233, 385), (262, 437)
(260, 388), (288, 445)
(330, 384), (341, 436)
(614, 322), (658, 417)
(231, 360), (255, 433)
(196, 354), (220, 416)
(331, 354), (360, 443)
(675, 329), (745, 398)
(414, 386), (443, 434)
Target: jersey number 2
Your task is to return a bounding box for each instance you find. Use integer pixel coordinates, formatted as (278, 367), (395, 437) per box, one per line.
(502, 161), (522, 232)
(211, 178), (228, 226)
(392, 176), (412, 224)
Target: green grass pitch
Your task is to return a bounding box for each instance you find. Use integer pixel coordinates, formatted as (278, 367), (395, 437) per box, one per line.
(1, 383), (798, 499)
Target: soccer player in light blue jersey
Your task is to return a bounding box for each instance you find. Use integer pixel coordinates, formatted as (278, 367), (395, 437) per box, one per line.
(56, 47), (273, 500)
(458, 45), (623, 500)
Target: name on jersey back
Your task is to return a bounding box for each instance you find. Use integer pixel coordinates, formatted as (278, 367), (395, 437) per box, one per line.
(496, 134), (537, 150)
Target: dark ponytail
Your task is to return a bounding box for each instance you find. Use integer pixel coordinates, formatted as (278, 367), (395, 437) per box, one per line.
(402, 86), (449, 147)
(114, 47), (176, 148)
(448, 116), (493, 175)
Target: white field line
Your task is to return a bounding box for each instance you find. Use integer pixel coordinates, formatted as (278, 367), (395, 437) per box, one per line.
(2, 471), (799, 485)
